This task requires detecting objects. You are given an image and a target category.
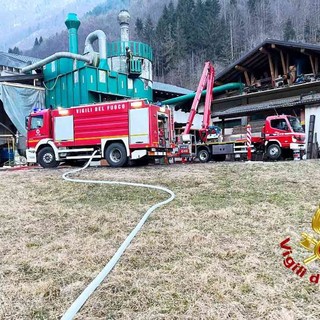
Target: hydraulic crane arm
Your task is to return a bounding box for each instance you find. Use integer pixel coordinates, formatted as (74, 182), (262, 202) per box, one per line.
(182, 61), (215, 142)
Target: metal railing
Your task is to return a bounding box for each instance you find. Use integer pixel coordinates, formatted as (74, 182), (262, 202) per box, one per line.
(107, 41), (153, 60)
(0, 135), (15, 167)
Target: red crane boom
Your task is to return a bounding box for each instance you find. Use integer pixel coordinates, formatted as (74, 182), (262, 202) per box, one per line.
(182, 61), (215, 142)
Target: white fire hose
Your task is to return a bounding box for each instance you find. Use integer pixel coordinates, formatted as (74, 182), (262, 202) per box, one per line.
(61, 151), (175, 319)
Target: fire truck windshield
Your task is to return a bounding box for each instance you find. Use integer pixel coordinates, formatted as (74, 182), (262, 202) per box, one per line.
(30, 115), (44, 130)
(288, 117), (304, 133)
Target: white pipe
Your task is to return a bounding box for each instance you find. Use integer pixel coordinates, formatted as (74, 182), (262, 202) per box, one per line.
(21, 52), (92, 73)
(1, 81), (45, 90)
(61, 152), (175, 320)
(84, 30), (107, 62)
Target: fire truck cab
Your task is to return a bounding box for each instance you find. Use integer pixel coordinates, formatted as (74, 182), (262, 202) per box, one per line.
(257, 114), (305, 160)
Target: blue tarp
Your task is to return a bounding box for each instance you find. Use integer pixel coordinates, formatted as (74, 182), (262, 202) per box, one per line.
(0, 83), (45, 135)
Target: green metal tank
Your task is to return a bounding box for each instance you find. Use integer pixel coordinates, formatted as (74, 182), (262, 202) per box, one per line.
(43, 10), (153, 109)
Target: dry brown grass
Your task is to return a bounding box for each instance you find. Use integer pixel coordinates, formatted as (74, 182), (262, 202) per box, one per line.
(1, 161), (320, 319)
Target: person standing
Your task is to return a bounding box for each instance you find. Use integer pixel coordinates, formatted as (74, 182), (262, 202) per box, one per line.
(288, 65), (297, 84)
(126, 46), (132, 72)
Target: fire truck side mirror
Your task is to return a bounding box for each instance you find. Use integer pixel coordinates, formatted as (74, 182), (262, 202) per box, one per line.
(25, 116), (29, 130)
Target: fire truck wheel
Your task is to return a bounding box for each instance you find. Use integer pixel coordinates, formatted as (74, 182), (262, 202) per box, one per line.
(267, 143), (281, 160)
(198, 149), (211, 163)
(105, 143), (128, 167)
(38, 147), (59, 168)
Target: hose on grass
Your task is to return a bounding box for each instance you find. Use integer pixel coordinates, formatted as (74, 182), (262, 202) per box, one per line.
(61, 151), (175, 320)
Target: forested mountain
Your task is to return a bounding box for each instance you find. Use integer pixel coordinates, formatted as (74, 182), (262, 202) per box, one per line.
(23, 0), (172, 59)
(0, 0), (106, 51)
(137, 0), (320, 88)
(18, 0), (320, 89)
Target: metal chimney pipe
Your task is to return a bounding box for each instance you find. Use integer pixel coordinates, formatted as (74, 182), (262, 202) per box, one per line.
(65, 13), (80, 54)
(84, 30), (109, 70)
(21, 52), (92, 73)
(118, 10), (130, 42)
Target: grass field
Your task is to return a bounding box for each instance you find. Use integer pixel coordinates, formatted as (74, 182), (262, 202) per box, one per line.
(1, 161), (320, 319)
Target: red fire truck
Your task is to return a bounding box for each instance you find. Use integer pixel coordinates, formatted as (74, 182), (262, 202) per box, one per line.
(252, 115), (305, 160)
(195, 114), (305, 162)
(178, 62), (305, 162)
(26, 99), (175, 168)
